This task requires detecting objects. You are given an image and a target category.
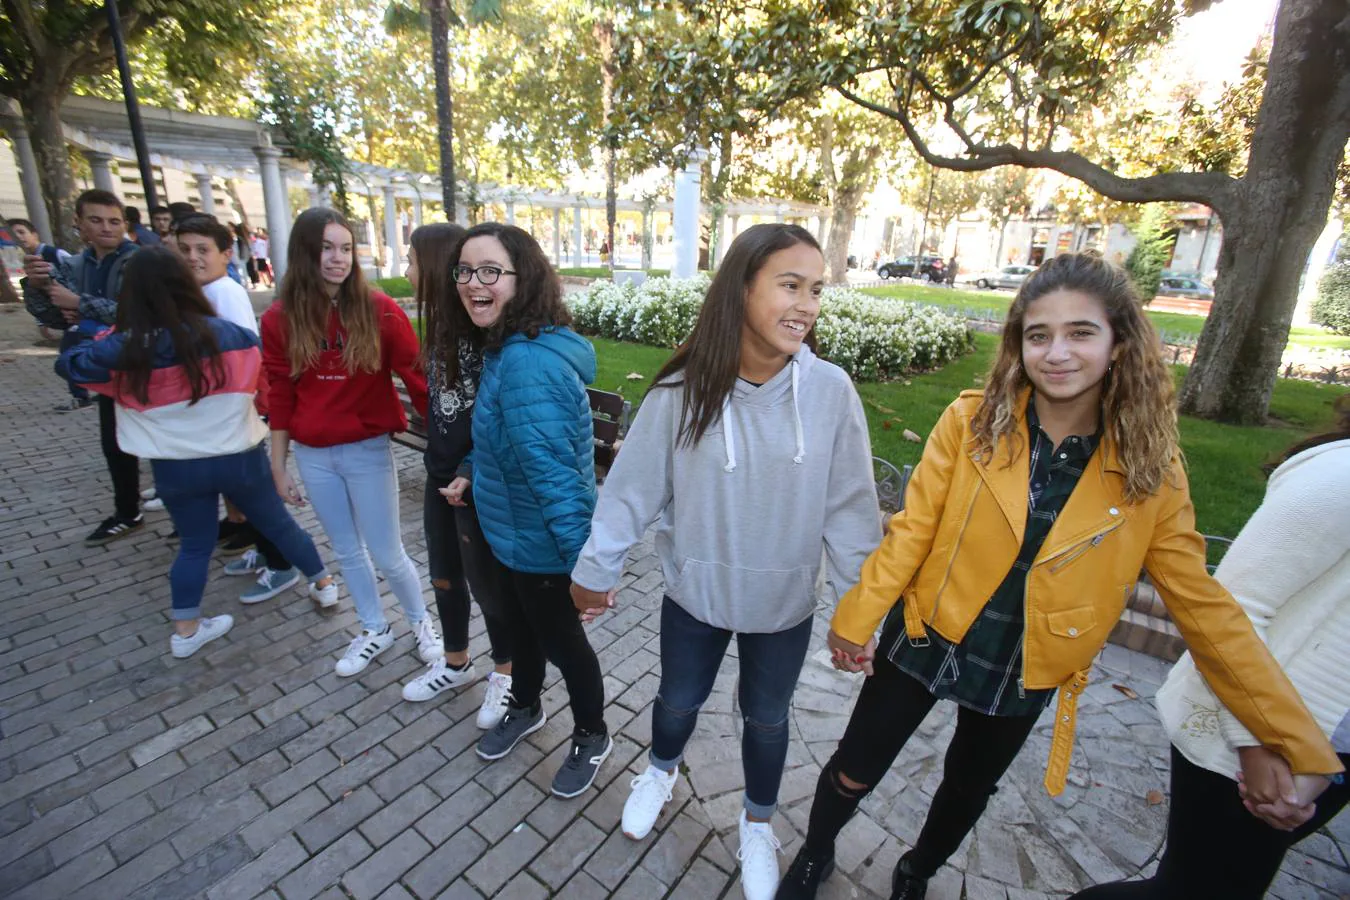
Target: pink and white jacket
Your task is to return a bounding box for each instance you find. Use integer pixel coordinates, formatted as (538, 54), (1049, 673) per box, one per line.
(61, 318), (268, 460)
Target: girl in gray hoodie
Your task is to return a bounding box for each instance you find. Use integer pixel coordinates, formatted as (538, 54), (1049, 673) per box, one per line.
(570, 224), (882, 900)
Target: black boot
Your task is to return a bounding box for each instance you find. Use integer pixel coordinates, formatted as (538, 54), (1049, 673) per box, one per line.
(889, 855), (928, 900)
(775, 847), (835, 899)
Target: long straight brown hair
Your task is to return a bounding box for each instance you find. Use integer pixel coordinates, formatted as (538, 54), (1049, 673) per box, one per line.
(652, 223), (821, 448)
(412, 222), (470, 384)
(114, 246), (225, 405)
(278, 208), (381, 377)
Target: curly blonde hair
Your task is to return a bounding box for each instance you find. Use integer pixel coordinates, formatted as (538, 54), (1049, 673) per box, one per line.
(970, 253), (1180, 503)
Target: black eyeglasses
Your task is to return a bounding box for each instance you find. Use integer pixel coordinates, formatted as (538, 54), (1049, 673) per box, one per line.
(453, 264), (516, 285)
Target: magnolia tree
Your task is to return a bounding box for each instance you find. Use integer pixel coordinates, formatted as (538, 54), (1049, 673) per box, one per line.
(654, 0), (1350, 424)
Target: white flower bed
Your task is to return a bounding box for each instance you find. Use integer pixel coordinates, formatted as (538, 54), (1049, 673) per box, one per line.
(568, 277), (972, 381)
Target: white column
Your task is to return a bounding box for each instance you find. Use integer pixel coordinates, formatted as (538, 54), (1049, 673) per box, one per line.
(672, 149), (707, 278)
(306, 186), (320, 209)
(85, 151), (116, 194)
(253, 146), (292, 280)
(505, 200), (516, 225)
(729, 214), (741, 242)
(413, 198), (424, 229)
(3, 114), (53, 242)
(383, 184), (401, 279)
(552, 207), (563, 264)
(455, 201), (468, 227)
(774, 205), (787, 224)
(195, 173), (216, 214)
(572, 203), (584, 268)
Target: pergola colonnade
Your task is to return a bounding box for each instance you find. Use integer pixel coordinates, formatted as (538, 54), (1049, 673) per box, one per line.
(2, 95), (832, 282)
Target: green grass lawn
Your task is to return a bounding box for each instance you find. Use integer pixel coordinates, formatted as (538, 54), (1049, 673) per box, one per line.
(588, 333), (1348, 540)
(861, 283), (1350, 351)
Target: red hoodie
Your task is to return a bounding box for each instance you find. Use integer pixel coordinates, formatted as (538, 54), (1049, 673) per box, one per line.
(261, 290), (428, 448)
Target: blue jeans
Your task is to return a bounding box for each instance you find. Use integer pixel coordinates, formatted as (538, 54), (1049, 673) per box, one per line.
(292, 435), (427, 632)
(153, 444), (327, 620)
(651, 596), (813, 819)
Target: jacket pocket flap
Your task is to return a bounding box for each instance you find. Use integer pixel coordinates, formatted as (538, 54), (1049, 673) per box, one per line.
(1046, 606), (1096, 638)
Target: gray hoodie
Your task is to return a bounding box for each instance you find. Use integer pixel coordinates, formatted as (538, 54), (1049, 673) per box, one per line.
(571, 344), (882, 634)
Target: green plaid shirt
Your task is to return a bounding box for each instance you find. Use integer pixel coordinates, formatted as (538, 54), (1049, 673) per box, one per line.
(883, 399), (1101, 717)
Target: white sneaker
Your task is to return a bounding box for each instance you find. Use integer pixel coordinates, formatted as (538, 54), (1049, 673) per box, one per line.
(143, 497), (165, 512)
(413, 618), (444, 663)
(621, 765), (679, 840)
(170, 615), (234, 659)
(140, 487), (157, 501)
(223, 549), (263, 576)
(477, 671), (513, 730)
(309, 580), (339, 609)
(335, 627), (395, 676)
(737, 810), (783, 900)
(402, 658), (479, 701)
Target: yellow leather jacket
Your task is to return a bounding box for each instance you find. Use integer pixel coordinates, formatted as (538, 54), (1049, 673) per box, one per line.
(833, 391), (1342, 794)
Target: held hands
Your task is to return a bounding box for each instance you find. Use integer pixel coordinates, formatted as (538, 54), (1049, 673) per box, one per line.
(440, 477), (470, 507)
(571, 583), (616, 623)
(1235, 746), (1327, 831)
(273, 467), (305, 506)
(826, 628), (877, 677)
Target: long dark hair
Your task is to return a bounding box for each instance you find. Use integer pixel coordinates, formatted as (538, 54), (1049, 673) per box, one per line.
(970, 252), (1178, 503)
(279, 208), (380, 376)
(452, 222), (571, 348)
(1267, 394), (1350, 474)
(652, 223), (821, 448)
(114, 246), (225, 405)
(412, 222), (469, 383)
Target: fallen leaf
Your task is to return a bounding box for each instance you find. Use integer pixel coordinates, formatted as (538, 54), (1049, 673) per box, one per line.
(1146, 789), (1165, 806)
(869, 401), (897, 414)
(903, 380), (912, 386)
(625, 371), (643, 380)
(1112, 683), (1139, 700)
(882, 420), (893, 430)
(902, 428), (922, 443)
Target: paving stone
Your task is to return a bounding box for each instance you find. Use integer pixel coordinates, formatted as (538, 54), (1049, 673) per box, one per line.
(129, 715), (216, 767)
(359, 783), (440, 847)
(205, 834), (307, 900)
(370, 744), (446, 802)
(5, 844), (116, 900)
(259, 748), (341, 806)
(340, 828), (433, 899)
(241, 785), (331, 854)
(470, 778), (547, 843)
(640, 808), (710, 886)
(67, 840), (183, 900)
(528, 814), (606, 889)
(666, 856), (730, 899)
(169, 789), (269, 858)
(402, 820), (489, 898)
(317, 744), (399, 802)
(296, 785), (385, 854)
(0, 796), (96, 868)
(48, 792), (156, 866)
(276, 831), (374, 900)
(417, 778), (496, 844)
(464, 823), (547, 896)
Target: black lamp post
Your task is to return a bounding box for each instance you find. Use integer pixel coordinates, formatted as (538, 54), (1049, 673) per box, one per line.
(104, 0), (158, 208)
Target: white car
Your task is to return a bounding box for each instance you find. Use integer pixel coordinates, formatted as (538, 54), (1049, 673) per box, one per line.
(969, 264), (1035, 290)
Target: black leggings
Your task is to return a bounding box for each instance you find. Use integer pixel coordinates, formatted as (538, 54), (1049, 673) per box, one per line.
(423, 478), (511, 665)
(1069, 746), (1350, 899)
(99, 395), (140, 520)
(803, 658), (1040, 877)
(499, 568), (606, 736)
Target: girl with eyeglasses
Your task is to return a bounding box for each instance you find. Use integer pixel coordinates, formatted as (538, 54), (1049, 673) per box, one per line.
(261, 208), (443, 679)
(400, 223), (516, 732)
(440, 223), (609, 799)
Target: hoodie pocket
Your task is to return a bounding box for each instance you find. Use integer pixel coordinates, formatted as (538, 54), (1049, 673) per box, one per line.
(671, 558), (817, 625)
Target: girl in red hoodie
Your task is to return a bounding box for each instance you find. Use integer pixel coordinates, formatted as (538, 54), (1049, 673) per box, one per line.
(262, 208), (443, 678)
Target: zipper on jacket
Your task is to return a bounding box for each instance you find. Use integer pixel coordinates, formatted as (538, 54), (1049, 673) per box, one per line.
(931, 482), (984, 625)
(1045, 520), (1124, 573)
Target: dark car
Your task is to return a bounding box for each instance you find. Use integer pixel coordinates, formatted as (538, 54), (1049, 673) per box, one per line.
(878, 255), (946, 281)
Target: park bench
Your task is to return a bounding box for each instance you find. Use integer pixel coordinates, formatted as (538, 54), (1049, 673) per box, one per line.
(392, 385), (632, 480)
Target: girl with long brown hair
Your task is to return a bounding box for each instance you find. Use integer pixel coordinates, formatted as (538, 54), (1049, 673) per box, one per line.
(261, 208), (442, 678)
(400, 223), (515, 730)
(777, 252), (1342, 900)
(569, 223), (882, 900)
(61, 247), (333, 659)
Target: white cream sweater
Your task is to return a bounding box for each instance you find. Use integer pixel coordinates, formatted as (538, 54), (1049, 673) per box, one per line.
(1157, 438), (1350, 778)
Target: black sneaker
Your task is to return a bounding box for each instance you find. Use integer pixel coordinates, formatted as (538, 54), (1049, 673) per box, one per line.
(476, 704), (546, 761)
(776, 848), (836, 899)
(85, 514), (144, 546)
(551, 731), (613, 799)
(216, 518), (243, 545)
(890, 857), (928, 900)
(53, 397), (94, 412)
(218, 531), (256, 556)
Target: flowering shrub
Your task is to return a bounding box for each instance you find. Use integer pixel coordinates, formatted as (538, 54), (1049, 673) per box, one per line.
(568, 277), (971, 381)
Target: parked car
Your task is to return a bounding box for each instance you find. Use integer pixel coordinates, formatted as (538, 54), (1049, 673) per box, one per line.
(878, 255), (946, 281)
(1155, 275), (1214, 300)
(968, 264), (1036, 290)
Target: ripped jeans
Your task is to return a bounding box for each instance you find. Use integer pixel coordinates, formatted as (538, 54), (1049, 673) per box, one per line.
(650, 596), (813, 818)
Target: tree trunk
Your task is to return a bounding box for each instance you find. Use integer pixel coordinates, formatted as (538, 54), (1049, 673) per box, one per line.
(1177, 0), (1350, 423)
(596, 17), (618, 274)
(428, 0), (456, 218)
(993, 218), (1008, 267)
(20, 81), (77, 249)
(825, 204), (858, 284)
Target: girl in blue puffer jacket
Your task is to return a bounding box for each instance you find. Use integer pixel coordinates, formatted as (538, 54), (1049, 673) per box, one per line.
(440, 223), (609, 798)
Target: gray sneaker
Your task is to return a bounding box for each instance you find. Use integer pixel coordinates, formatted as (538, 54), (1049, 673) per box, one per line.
(476, 704), (546, 761)
(551, 731), (613, 798)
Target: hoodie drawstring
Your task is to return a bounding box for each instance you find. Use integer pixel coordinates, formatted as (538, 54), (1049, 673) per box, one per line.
(790, 358), (805, 465)
(722, 394), (737, 473)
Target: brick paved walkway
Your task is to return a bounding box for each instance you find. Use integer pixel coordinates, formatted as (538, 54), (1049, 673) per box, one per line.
(1, 316), (1346, 900)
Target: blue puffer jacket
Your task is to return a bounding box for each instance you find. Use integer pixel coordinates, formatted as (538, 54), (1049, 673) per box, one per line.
(471, 327), (598, 573)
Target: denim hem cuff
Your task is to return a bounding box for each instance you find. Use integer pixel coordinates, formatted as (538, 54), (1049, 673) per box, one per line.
(171, 607), (203, 621)
(743, 796), (778, 820)
(306, 567), (330, 583)
(650, 750), (682, 771)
